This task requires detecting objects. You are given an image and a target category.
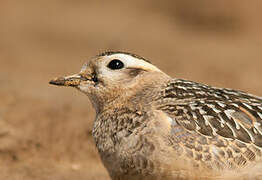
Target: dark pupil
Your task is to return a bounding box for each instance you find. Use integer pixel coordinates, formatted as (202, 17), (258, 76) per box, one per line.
(108, 59), (124, 70)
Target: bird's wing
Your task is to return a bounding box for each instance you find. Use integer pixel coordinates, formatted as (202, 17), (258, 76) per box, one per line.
(157, 79), (262, 148)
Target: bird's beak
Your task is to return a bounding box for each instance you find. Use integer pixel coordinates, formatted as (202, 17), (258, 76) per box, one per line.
(49, 74), (83, 87)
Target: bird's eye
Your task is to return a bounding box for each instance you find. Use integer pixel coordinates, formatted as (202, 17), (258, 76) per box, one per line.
(107, 59), (124, 70)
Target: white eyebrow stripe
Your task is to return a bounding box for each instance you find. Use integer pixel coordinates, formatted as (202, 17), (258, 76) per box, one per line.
(107, 54), (162, 72)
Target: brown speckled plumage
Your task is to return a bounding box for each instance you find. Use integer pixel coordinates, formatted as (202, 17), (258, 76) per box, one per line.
(50, 51), (262, 180)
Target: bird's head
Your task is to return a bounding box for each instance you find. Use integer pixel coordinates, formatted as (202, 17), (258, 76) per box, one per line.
(50, 51), (170, 113)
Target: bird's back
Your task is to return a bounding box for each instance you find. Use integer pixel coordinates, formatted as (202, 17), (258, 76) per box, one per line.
(153, 78), (262, 179)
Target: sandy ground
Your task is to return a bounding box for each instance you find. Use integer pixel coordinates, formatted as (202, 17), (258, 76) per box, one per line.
(1, 0), (262, 179)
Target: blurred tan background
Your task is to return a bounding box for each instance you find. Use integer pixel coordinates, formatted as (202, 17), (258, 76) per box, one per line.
(1, 0), (262, 179)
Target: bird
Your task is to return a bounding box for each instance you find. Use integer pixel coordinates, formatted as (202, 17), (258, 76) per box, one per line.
(50, 51), (262, 180)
